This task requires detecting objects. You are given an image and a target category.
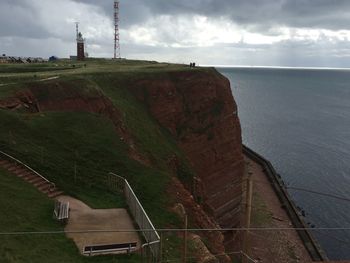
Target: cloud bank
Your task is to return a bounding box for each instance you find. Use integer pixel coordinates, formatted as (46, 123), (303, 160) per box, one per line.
(1, 0), (350, 67)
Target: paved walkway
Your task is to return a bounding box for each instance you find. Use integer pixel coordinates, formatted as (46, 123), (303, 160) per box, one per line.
(57, 196), (141, 255)
(244, 156), (312, 263)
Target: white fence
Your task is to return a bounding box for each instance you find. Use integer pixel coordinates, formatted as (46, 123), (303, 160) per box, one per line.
(108, 172), (160, 262)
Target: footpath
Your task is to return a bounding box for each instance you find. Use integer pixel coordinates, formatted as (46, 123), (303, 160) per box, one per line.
(244, 155), (312, 263)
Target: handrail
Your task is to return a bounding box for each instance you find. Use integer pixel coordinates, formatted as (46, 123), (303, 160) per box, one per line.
(141, 240), (161, 249)
(108, 172), (161, 261)
(0, 150), (56, 191)
(141, 240), (161, 263)
(108, 172), (160, 240)
(124, 179), (161, 241)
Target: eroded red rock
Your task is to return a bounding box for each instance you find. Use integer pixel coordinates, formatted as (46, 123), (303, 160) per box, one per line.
(129, 70), (245, 229)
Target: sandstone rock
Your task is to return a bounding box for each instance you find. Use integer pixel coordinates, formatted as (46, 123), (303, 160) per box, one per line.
(129, 70), (245, 229)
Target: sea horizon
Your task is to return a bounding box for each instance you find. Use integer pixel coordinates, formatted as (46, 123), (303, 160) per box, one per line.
(205, 64), (350, 71)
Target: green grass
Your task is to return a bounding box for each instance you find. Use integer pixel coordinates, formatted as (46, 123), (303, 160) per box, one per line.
(251, 192), (273, 227)
(0, 59), (213, 261)
(0, 168), (141, 263)
(0, 59), (208, 89)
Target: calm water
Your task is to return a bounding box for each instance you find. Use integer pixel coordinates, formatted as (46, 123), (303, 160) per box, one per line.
(218, 67), (350, 260)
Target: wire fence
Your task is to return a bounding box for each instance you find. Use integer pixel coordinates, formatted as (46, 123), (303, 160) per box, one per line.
(107, 172), (161, 262)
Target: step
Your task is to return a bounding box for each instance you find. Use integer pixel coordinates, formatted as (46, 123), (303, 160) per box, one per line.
(17, 171), (33, 178)
(23, 174), (38, 182)
(3, 162), (16, 169)
(8, 165), (21, 172)
(0, 156), (62, 199)
(33, 180), (47, 188)
(38, 183), (51, 192)
(27, 176), (43, 184)
(0, 159), (10, 165)
(12, 167), (28, 175)
(48, 190), (64, 198)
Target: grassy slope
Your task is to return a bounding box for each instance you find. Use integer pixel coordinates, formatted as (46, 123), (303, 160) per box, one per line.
(0, 168), (140, 263)
(0, 60), (205, 262)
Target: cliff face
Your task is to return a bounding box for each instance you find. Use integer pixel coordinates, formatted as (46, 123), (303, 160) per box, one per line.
(129, 69), (245, 228)
(0, 69), (245, 228)
(0, 68), (245, 260)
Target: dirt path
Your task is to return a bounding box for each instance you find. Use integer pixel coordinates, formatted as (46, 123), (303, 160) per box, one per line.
(56, 195), (141, 255)
(0, 76), (59, 87)
(244, 155), (312, 263)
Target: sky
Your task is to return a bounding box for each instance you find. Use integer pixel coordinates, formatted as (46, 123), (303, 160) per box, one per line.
(1, 0), (350, 67)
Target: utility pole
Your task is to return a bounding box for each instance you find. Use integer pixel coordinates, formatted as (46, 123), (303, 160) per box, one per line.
(182, 214), (188, 263)
(160, 231), (163, 263)
(242, 175), (253, 263)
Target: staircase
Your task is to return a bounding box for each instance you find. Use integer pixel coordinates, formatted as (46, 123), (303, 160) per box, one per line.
(0, 151), (63, 198)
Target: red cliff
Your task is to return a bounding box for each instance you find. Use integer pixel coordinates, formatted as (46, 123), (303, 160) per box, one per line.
(129, 69), (245, 228)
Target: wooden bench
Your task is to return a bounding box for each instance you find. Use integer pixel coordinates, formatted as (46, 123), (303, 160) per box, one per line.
(83, 242), (137, 256)
(53, 200), (69, 223)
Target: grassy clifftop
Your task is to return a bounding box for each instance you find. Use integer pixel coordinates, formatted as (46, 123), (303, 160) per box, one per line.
(0, 59), (211, 262)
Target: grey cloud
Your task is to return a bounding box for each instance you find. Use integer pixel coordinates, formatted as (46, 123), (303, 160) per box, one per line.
(2, 0), (350, 67)
(0, 1), (50, 38)
(72, 0), (350, 31)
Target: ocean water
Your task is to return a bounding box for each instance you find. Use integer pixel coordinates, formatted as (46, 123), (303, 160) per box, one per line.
(218, 67), (350, 260)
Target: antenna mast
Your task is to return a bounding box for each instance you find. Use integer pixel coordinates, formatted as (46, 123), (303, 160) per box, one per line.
(75, 22), (79, 41)
(114, 0), (120, 59)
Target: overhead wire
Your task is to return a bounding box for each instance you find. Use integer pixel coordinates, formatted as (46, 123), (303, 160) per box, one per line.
(1, 227), (350, 236)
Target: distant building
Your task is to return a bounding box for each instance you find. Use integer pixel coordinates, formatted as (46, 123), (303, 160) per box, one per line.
(0, 54), (7, 64)
(0, 54), (48, 64)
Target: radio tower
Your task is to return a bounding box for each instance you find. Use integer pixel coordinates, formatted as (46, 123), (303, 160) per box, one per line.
(114, 0), (120, 59)
(75, 22), (79, 41)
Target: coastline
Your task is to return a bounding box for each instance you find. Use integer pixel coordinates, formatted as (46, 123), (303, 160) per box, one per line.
(243, 145), (328, 262)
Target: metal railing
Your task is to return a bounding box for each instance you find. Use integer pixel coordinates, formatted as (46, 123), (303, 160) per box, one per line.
(0, 150), (56, 191)
(108, 172), (161, 262)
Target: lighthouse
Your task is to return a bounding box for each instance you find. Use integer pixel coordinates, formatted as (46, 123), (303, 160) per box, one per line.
(77, 32), (85, 61)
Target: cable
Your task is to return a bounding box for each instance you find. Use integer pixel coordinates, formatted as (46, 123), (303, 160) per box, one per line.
(5, 140), (350, 204)
(246, 178), (350, 204)
(1, 227), (350, 236)
(286, 186), (350, 202)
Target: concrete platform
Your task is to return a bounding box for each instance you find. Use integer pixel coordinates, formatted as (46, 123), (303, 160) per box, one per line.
(57, 195), (141, 256)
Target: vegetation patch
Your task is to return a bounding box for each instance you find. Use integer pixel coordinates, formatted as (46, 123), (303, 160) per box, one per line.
(0, 168), (141, 263)
(0, 59), (212, 261)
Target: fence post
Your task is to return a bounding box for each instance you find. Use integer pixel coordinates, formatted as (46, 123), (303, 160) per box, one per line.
(159, 231), (163, 263)
(147, 246), (151, 263)
(74, 162), (77, 183)
(243, 176), (253, 263)
(182, 214), (188, 263)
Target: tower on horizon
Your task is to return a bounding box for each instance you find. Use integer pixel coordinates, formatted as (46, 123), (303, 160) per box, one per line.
(77, 32), (85, 60)
(114, 0), (121, 59)
(75, 22), (85, 60)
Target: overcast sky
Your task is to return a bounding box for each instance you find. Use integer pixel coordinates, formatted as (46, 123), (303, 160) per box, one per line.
(2, 0), (350, 67)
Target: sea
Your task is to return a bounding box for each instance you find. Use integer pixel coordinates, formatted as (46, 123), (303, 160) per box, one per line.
(217, 67), (350, 260)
